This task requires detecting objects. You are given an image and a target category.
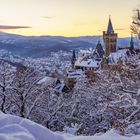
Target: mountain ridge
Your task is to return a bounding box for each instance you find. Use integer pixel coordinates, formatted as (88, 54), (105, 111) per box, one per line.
(0, 32), (131, 58)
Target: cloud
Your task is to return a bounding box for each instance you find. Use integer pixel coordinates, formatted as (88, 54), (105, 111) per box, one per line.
(0, 25), (31, 30)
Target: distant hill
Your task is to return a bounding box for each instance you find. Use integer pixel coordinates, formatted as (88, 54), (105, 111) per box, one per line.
(0, 32), (131, 58)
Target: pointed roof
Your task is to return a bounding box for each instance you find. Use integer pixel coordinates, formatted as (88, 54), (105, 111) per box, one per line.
(71, 50), (76, 64)
(96, 41), (104, 58)
(96, 41), (102, 49)
(107, 16), (114, 34)
(72, 50), (76, 60)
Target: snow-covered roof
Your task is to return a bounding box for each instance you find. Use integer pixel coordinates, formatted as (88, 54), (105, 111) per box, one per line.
(67, 69), (84, 78)
(75, 57), (101, 68)
(37, 76), (57, 85)
(108, 49), (128, 64)
(79, 49), (92, 54)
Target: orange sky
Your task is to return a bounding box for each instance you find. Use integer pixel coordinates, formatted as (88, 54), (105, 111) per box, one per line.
(0, 0), (138, 37)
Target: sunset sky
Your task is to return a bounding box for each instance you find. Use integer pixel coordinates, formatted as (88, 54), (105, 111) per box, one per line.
(0, 0), (138, 37)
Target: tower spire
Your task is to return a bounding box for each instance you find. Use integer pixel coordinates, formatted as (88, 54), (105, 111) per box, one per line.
(107, 16), (114, 34)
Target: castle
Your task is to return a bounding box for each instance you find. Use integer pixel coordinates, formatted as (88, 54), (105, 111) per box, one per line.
(70, 17), (119, 71)
(64, 17), (136, 90)
(38, 17), (138, 93)
(68, 16), (138, 78)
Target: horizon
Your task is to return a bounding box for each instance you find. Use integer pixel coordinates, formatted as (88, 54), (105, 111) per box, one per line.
(0, 31), (132, 38)
(0, 0), (138, 37)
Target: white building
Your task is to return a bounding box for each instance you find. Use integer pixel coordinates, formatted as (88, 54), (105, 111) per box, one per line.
(74, 50), (102, 71)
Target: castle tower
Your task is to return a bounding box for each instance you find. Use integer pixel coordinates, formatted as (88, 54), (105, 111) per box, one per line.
(103, 17), (118, 57)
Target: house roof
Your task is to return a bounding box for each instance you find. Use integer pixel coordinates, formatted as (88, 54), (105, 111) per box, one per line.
(108, 49), (128, 64)
(75, 57), (101, 68)
(67, 69), (84, 78)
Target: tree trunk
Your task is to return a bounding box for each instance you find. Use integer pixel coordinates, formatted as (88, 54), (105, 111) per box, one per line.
(1, 86), (6, 113)
(20, 95), (25, 118)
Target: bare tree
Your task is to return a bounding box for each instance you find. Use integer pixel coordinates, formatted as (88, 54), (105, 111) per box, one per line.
(11, 67), (41, 118)
(0, 60), (15, 113)
(131, 6), (140, 38)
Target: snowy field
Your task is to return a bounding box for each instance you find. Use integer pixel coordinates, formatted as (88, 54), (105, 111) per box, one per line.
(0, 112), (140, 140)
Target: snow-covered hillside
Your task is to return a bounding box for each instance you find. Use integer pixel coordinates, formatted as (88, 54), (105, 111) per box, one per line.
(0, 112), (140, 140)
(0, 32), (132, 57)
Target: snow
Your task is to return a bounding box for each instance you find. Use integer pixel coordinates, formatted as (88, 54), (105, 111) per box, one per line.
(37, 76), (57, 85)
(63, 123), (81, 135)
(54, 83), (66, 93)
(79, 49), (92, 54)
(76, 59), (99, 68)
(65, 130), (140, 140)
(0, 112), (140, 140)
(74, 49), (102, 70)
(108, 49), (128, 64)
(0, 112), (64, 140)
(75, 58), (101, 68)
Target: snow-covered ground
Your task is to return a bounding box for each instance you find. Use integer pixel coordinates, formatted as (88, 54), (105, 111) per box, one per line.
(0, 112), (140, 140)
(0, 112), (64, 140)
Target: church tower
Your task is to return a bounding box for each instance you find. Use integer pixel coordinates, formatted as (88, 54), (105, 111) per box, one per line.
(103, 17), (118, 57)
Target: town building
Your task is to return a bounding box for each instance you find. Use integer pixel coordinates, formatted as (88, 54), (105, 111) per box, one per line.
(73, 49), (102, 71)
(65, 69), (84, 89)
